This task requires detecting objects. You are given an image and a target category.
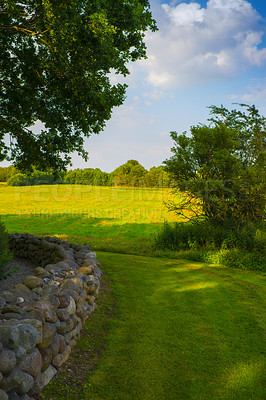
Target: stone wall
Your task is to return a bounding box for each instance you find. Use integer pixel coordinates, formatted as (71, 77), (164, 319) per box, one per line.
(0, 233), (101, 400)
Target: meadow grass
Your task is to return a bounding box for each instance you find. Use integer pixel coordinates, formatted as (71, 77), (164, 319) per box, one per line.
(42, 252), (266, 400)
(0, 184), (180, 253)
(1, 184), (265, 399)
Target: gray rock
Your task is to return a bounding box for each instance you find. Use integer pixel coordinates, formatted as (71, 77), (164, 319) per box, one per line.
(12, 284), (31, 296)
(1, 291), (18, 303)
(37, 323), (56, 350)
(1, 368), (34, 395)
(45, 264), (62, 274)
(51, 334), (59, 357)
(76, 266), (94, 275)
(19, 319), (42, 344)
(65, 318), (74, 333)
(56, 293), (70, 308)
(14, 346), (27, 363)
(68, 277), (84, 290)
(0, 326), (19, 349)
(86, 296), (95, 306)
(58, 335), (66, 354)
(0, 389), (8, 400)
(0, 313), (23, 321)
(64, 289), (79, 304)
(0, 296), (6, 309)
(52, 345), (71, 368)
(64, 332), (72, 344)
(56, 261), (72, 271)
(60, 280), (81, 294)
(17, 324), (37, 354)
(0, 349), (16, 374)
(66, 296), (76, 316)
(35, 267), (50, 278)
(19, 348), (42, 378)
(22, 276), (44, 290)
(56, 309), (71, 323)
(56, 321), (67, 335)
(24, 309), (45, 323)
(2, 305), (26, 317)
(39, 347), (52, 372)
(35, 365), (57, 390)
(94, 266), (102, 276)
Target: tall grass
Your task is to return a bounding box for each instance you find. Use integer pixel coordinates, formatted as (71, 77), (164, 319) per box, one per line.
(154, 221), (266, 272)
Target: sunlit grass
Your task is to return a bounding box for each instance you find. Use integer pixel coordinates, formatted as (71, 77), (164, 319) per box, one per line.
(0, 184), (179, 223)
(42, 252), (266, 400)
(0, 185), (182, 253)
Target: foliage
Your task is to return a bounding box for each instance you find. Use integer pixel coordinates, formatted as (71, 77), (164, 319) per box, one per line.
(0, 165), (16, 181)
(111, 160), (172, 187)
(64, 168), (112, 186)
(0, 0), (157, 171)
(164, 104), (266, 226)
(155, 221), (266, 272)
(4, 161), (172, 187)
(145, 165), (172, 188)
(0, 217), (11, 280)
(112, 160), (147, 186)
(7, 168), (65, 186)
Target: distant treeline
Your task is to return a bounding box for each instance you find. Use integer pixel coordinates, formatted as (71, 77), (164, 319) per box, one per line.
(0, 160), (173, 188)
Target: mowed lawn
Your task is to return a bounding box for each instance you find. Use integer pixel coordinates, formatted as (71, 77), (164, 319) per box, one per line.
(0, 184), (179, 253)
(42, 252), (266, 400)
(1, 184), (265, 399)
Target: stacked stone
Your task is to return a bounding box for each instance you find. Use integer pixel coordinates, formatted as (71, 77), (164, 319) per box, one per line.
(0, 235), (101, 399)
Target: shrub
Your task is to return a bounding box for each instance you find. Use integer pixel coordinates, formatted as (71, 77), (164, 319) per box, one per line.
(0, 219), (12, 280)
(7, 172), (30, 186)
(154, 220), (266, 272)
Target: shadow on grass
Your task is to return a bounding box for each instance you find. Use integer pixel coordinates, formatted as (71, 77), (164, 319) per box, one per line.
(1, 213), (162, 254)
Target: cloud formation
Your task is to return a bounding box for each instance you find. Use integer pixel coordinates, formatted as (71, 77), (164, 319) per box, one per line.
(141, 0), (266, 89)
(230, 79), (266, 102)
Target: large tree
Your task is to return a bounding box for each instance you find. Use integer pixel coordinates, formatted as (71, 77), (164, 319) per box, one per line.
(0, 0), (156, 171)
(164, 104), (266, 226)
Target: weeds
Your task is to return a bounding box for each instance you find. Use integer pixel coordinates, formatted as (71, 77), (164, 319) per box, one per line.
(155, 221), (266, 272)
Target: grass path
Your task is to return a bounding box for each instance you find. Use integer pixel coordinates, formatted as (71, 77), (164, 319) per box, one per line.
(42, 252), (265, 400)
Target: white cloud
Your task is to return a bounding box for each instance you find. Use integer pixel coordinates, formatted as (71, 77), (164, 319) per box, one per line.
(143, 89), (168, 101)
(141, 0), (266, 89)
(162, 2), (205, 26)
(230, 79), (266, 102)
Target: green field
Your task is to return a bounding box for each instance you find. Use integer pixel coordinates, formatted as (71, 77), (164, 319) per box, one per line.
(1, 184), (265, 399)
(42, 252), (266, 400)
(0, 184), (180, 253)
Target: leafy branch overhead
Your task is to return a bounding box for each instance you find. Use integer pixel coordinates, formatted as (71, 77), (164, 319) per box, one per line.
(0, 0), (157, 171)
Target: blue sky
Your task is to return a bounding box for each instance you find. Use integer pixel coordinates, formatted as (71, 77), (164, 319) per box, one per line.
(2, 0), (266, 172)
(76, 0), (266, 172)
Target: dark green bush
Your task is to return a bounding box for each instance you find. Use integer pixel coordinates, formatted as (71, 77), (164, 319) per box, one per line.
(7, 170), (65, 186)
(7, 172), (30, 186)
(0, 219), (12, 280)
(155, 220), (265, 272)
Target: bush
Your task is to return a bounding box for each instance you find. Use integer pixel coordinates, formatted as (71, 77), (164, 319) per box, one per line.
(0, 219), (12, 280)
(7, 172), (30, 186)
(7, 169), (64, 186)
(154, 220), (266, 272)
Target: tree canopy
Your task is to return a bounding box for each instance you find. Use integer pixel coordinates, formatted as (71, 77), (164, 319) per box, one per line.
(164, 104), (266, 226)
(0, 0), (156, 171)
